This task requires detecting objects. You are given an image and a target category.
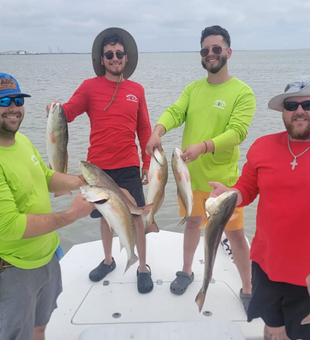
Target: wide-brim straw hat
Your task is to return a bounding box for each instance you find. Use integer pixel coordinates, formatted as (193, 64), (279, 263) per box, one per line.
(268, 76), (310, 112)
(92, 27), (138, 79)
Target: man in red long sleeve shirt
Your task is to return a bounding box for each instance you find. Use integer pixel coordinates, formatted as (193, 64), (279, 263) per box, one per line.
(209, 76), (310, 340)
(46, 27), (153, 294)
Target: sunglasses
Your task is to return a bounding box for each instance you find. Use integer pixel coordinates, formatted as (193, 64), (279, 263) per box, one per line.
(200, 45), (227, 57)
(103, 51), (126, 60)
(0, 97), (24, 107)
(283, 101), (310, 111)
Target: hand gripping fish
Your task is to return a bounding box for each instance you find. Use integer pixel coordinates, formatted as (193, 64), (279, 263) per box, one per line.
(195, 191), (238, 312)
(80, 185), (139, 273)
(171, 148), (193, 227)
(145, 148), (168, 234)
(79, 161), (152, 216)
(46, 102), (68, 173)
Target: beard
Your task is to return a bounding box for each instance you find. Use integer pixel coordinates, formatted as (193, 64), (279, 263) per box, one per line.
(201, 55), (227, 74)
(105, 63), (125, 77)
(283, 114), (310, 140)
(0, 112), (23, 138)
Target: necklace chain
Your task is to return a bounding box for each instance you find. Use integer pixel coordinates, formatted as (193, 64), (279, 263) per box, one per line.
(287, 136), (310, 170)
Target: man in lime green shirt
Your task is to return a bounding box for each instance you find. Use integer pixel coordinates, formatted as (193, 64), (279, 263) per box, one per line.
(0, 73), (94, 340)
(146, 26), (256, 312)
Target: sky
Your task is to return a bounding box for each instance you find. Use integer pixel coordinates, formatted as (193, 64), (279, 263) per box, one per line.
(1, 0), (310, 53)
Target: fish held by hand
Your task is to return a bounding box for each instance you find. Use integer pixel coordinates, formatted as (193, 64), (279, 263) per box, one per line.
(145, 148), (168, 234)
(80, 185), (139, 273)
(195, 191), (238, 312)
(171, 148), (193, 227)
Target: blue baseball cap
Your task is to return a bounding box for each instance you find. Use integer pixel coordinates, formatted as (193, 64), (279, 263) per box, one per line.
(0, 73), (31, 99)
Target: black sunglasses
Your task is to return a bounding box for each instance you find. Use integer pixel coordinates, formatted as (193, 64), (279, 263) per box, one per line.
(283, 101), (310, 111)
(103, 51), (126, 60)
(200, 45), (226, 57)
(0, 97), (24, 107)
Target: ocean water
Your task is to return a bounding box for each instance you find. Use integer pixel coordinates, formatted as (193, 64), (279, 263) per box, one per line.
(2, 50), (310, 253)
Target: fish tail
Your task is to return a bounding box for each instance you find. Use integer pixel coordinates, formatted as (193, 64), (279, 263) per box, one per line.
(301, 313), (310, 325)
(145, 220), (160, 234)
(124, 253), (139, 274)
(176, 216), (188, 227)
(195, 289), (206, 313)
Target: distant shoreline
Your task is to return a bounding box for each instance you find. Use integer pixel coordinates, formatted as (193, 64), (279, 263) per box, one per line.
(0, 51), (199, 55)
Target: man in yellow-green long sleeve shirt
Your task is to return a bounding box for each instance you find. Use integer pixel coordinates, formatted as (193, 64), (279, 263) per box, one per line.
(0, 73), (94, 340)
(146, 25), (256, 313)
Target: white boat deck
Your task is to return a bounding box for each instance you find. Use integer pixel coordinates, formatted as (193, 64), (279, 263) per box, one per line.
(46, 230), (264, 340)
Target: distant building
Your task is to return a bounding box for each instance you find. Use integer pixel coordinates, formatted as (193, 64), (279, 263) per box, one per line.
(2, 50), (28, 55)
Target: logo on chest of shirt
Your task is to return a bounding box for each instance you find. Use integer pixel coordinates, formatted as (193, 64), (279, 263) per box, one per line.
(31, 155), (39, 165)
(213, 100), (226, 110)
(126, 94), (138, 103)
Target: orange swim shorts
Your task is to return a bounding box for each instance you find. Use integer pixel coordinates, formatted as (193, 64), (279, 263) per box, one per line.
(178, 190), (243, 231)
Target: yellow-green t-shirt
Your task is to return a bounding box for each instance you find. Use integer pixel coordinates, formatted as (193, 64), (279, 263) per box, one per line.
(0, 132), (59, 269)
(157, 77), (256, 192)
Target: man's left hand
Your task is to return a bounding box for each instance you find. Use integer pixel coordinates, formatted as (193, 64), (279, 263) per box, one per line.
(306, 273), (310, 295)
(182, 143), (206, 163)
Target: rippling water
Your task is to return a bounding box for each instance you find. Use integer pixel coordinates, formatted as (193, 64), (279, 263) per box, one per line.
(2, 50), (310, 252)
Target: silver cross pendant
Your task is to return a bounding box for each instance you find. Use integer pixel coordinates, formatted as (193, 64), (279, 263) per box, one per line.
(290, 158), (298, 170)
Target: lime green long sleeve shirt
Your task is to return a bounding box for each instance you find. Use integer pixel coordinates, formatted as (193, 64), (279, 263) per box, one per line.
(0, 132), (59, 269)
(157, 77), (256, 192)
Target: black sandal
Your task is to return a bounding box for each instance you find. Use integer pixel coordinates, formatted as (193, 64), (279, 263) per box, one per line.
(89, 258), (116, 282)
(170, 271), (194, 295)
(137, 264), (153, 294)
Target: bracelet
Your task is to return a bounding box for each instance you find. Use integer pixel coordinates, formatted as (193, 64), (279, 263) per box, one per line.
(203, 141), (208, 154)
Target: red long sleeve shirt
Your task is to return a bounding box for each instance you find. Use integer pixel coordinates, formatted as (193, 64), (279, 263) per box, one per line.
(234, 131), (310, 286)
(63, 77), (151, 170)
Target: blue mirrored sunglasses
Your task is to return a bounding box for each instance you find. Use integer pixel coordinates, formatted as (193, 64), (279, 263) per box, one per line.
(0, 97), (24, 107)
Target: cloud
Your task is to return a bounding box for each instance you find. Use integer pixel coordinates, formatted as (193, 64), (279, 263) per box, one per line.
(1, 0), (310, 53)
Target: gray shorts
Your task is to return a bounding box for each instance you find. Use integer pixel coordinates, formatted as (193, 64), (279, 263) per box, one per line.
(0, 253), (62, 340)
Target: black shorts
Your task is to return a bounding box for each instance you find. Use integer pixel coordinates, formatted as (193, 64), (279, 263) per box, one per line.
(248, 261), (310, 340)
(90, 166), (145, 218)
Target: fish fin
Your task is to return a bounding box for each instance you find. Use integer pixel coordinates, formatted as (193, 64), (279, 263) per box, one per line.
(199, 218), (209, 229)
(195, 289), (206, 313)
(156, 169), (163, 181)
(301, 313), (310, 325)
(49, 131), (56, 144)
(63, 152), (68, 174)
(176, 172), (182, 182)
(185, 170), (191, 182)
(119, 239), (124, 251)
(120, 188), (137, 206)
(176, 216), (188, 227)
(54, 191), (72, 197)
(145, 220), (160, 234)
(124, 253), (139, 273)
(138, 203), (153, 216)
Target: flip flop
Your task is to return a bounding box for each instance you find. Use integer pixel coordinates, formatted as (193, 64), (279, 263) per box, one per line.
(137, 264), (153, 294)
(170, 271), (194, 295)
(239, 288), (252, 313)
(89, 258), (116, 282)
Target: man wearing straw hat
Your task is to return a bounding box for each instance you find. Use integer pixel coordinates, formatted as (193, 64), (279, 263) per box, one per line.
(209, 76), (310, 340)
(46, 27), (153, 294)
